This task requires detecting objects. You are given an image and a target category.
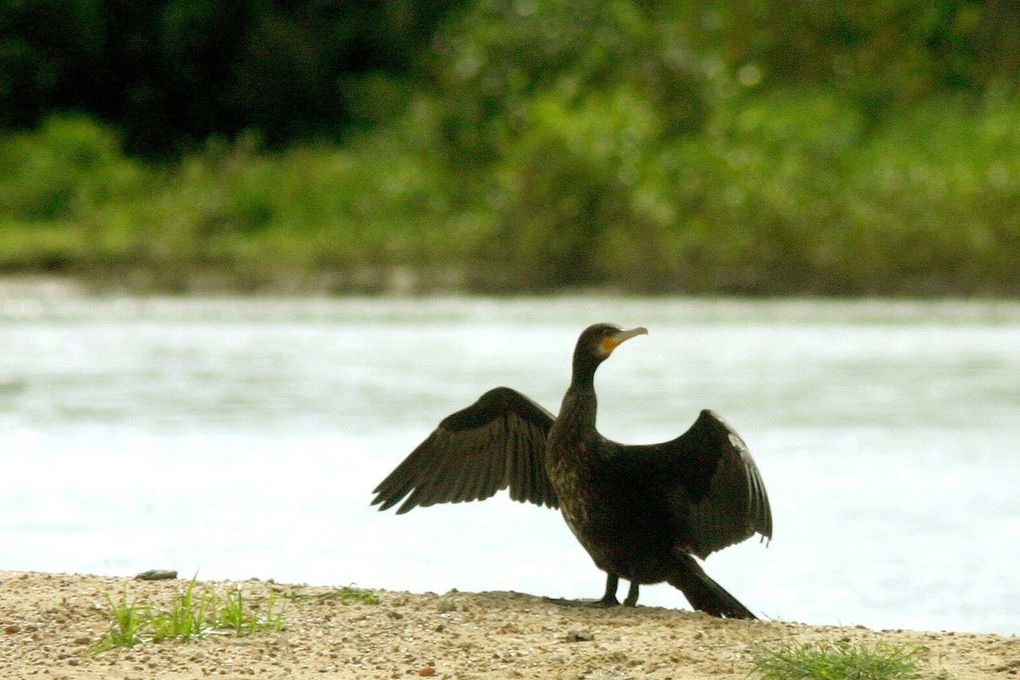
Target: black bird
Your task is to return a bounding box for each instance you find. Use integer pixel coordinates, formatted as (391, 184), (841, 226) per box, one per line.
(371, 323), (772, 618)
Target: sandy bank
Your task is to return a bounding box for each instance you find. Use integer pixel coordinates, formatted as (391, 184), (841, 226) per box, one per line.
(0, 571), (1015, 679)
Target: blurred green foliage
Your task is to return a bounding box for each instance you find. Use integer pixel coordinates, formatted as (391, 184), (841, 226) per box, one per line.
(2, 0), (1020, 294)
(0, 0), (460, 155)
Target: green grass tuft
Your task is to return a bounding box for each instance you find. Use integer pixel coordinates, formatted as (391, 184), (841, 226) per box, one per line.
(217, 588), (285, 635)
(146, 577), (215, 643)
(91, 589), (149, 652)
(750, 638), (927, 680)
(278, 585), (380, 605)
(91, 576), (285, 654)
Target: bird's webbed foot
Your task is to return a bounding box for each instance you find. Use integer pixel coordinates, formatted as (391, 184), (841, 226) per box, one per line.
(544, 574), (625, 608)
(598, 574), (640, 607)
(592, 594), (620, 608)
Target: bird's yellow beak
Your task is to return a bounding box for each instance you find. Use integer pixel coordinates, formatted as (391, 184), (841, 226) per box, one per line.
(599, 326), (648, 356)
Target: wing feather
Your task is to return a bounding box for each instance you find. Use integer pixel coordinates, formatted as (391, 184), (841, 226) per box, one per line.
(481, 428), (506, 499)
(622, 410), (772, 559)
(371, 387), (559, 513)
(514, 424), (532, 503)
(679, 410), (772, 557)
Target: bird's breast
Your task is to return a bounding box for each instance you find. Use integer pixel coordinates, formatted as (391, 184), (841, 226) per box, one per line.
(544, 436), (599, 545)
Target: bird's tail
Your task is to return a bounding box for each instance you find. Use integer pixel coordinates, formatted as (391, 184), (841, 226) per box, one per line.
(667, 554), (756, 619)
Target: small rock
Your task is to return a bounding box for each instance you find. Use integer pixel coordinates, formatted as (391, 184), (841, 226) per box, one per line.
(417, 666), (436, 677)
(564, 630), (594, 643)
(134, 569), (177, 581)
(3, 625), (20, 634)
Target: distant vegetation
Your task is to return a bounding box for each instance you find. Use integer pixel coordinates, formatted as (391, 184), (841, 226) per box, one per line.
(2, 1), (1019, 295)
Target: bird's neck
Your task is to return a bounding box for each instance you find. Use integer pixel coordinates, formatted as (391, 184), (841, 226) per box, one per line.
(548, 356), (601, 455)
(571, 354), (600, 392)
(558, 383), (598, 436)
(563, 355), (601, 428)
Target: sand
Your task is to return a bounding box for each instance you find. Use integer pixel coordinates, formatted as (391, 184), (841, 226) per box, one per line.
(0, 571), (1015, 679)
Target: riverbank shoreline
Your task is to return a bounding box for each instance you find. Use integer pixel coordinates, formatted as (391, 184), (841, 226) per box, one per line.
(0, 571), (1014, 679)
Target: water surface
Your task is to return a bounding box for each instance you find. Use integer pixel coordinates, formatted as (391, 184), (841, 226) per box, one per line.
(1, 295), (1018, 634)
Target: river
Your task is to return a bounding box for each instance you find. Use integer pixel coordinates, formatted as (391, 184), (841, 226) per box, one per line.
(1, 294), (1018, 635)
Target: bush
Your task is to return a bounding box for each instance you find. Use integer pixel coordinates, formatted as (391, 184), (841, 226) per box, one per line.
(0, 115), (147, 271)
(473, 87), (668, 289)
(431, 0), (706, 167)
(0, 115), (144, 221)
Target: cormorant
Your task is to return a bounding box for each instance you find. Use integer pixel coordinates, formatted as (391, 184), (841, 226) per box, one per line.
(371, 323), (772, 618)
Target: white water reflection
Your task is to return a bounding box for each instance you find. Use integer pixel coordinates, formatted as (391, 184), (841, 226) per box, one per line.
(1, 295), (1018, 635)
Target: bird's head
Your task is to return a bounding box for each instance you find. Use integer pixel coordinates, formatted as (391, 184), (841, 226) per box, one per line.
(572, 323), (648, 386)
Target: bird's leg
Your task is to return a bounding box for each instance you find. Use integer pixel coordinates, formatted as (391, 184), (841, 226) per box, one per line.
(623, 581), (640, 607)
(598, 574), (620, 606)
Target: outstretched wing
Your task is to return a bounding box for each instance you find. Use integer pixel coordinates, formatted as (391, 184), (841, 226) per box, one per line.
(371, 387), (559, 514)
(624, 410), (772, 559)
